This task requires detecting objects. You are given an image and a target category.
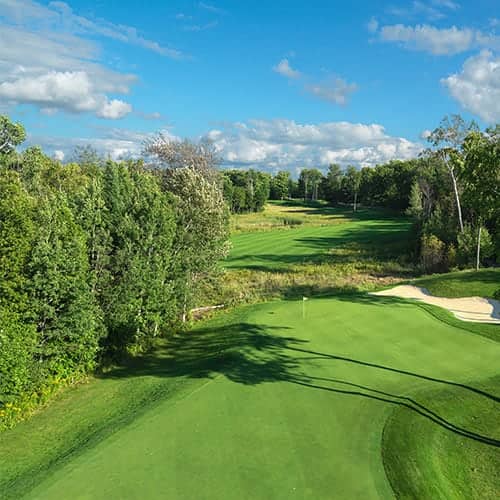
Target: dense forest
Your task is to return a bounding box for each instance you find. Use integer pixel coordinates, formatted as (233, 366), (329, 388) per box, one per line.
(0, 114), (498, 429)
(0, 119), (229, 428)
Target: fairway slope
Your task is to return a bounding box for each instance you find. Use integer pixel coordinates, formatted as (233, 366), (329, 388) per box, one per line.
(4, 295), (499, 499)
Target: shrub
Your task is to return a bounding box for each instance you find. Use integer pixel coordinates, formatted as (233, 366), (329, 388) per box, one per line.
(445, 244), (457, 269)
(0, 308), (37, 407)
(457, 224), (494, 267)
(421, 234), (445, 273)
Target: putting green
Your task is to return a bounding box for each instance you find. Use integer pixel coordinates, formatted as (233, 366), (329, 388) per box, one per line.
(23, 295), (500, 499)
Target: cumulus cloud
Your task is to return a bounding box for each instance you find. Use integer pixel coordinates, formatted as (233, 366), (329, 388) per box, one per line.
(0, 71), (132, 119)
(53, 150), (65, 161)
(378, 24), (500, 55)
(29, 127), (179, 161)
(306, 78), (358, 105)
(0, 0), (185, 118)
(441, 50), (500, 123)
(203, 119), (423, 170)
(273, 59), (301, 79)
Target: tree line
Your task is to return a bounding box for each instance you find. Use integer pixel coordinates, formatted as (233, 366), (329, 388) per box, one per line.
(222, 116), (499, 271)
(0, 120), (229, 428)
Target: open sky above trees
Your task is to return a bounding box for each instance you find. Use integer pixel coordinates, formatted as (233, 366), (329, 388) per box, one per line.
(0, 0), (499, 172)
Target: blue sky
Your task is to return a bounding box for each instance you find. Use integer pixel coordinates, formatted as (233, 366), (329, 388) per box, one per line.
(0, 0), (498, 171)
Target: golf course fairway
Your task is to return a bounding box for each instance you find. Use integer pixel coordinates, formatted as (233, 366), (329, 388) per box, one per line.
(15, 295), (500, 499)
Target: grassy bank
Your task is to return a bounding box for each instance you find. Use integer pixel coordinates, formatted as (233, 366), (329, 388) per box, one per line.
(413, 269), (500, 299)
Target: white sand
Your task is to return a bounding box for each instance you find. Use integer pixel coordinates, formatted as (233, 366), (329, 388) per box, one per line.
(371, 285), (500, 324)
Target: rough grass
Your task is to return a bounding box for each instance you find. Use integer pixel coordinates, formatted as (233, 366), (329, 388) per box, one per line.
(413, 269), (500, 299)
(2, 297), (499, 499)
(231, 199), (354, 233)
(217, 201), (415, 305)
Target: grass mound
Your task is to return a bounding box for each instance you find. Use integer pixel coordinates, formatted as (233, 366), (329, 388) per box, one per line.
(414, 269), (500, 299)
(383, 375), (500, 500)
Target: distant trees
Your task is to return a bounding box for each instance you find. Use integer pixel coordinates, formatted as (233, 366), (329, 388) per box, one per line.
(270, 171), (291, 200)
(342, 166), (361, 211)
(222, 169), (270, 212)
(298, 168), (323, 201)
(322, 164), (343, 205)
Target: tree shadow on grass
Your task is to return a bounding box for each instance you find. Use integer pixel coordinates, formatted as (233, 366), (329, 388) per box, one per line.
(226, 222), (413, 271)
(102, 307), (500, 447)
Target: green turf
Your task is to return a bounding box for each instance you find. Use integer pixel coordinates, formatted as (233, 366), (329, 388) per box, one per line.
(227, 207), (412, 272)
(2, 295), (499, 499)
(413, 269), (500, 299)
(383, 375), (500, 499)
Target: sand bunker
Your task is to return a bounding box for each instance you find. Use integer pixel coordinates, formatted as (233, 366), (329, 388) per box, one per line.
(372, 285), (500, 324)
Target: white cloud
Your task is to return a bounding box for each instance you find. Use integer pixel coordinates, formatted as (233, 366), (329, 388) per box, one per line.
(0, 0), (184, 59)
(0, 71), (132, 119)
(441, 50), (500, 123)
(203, 119), (423, 170)
(198, 2), (226, 15)
(273, 59), (301, 79)
(98, 99), (132, 119)
(379, 24), (500, 55)
(386, 1), (459, 21)
(53, 150), (65, 161)
(306, 78), (358, 105)
(432, 0), (459, 10)
(183, 21), (218, 32)
(273, 59), (357, 106)
(0, 3), (148, 118)
(29, 127), (179, 161)
(420, 129), (433, 140)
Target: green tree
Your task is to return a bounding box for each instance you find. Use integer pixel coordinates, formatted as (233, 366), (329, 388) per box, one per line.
(0, 115), (26, 156)
(0, 307), (37, 406)
(323, 164), (343, 205)
(427, 115), (478, 233)
(270, 171), (291, 200)
(101, 162), (176, 352)
(27, 191), (102, 377)
(162, 166), (230, 322)
(461, 127), (500, 269)
(299, 168), (323, 201)
(342, 165), (361, 211)
(0, 170), (35, 312)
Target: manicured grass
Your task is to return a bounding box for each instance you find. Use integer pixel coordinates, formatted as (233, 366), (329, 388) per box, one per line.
(383, 375), (500, 500)
(227, 205), (412, 272)
(2, 295), (499, 499)
(413, 269), (500, 299)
